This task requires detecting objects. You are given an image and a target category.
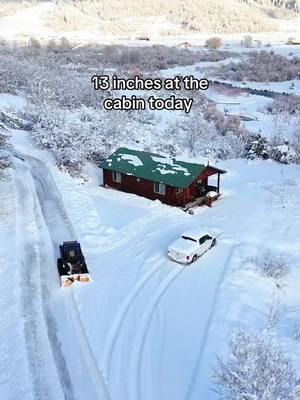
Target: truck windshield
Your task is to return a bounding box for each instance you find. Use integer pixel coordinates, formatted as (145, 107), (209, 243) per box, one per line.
(182, 236), (197, 242)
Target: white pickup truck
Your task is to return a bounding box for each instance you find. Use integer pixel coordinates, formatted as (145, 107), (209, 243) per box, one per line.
(168, 228), (216, 265)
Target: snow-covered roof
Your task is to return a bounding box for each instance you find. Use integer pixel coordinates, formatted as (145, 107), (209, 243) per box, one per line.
(100, 147), (219, 188)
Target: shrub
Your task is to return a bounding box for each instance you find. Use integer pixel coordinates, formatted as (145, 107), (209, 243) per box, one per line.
(205, 37), (223, 50)
(214, 331), (300, 400)
(173, 112), (244, 159)
(242, 35), (253, 48)
(271, 142), (297, 164)
(255, 250), (289, 280)
(100, 45), (236, 71)
(266, 94), (300, 115)
(292, 128), (300, 162)
(0, 130), (11, 179)
(28, 37), (41, 52)
(0, 153), (11, 179)
(215, 50), (300, 82)
(288, 37), (296, 44)
(59, 36), (72, 49)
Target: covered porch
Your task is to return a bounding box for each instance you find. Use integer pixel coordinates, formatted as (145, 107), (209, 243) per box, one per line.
(181, 169), (225, 210)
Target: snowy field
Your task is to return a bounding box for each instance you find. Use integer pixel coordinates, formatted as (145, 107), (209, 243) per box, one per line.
(1, 4), (300, 397)
(160, 58), (299, 140)
(0, 112), (299, 399)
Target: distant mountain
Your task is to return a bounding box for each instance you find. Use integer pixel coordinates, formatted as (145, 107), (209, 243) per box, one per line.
(0, 0), (298, 38)
(46, 0), (295, 34)
(239, 0), (299, 12)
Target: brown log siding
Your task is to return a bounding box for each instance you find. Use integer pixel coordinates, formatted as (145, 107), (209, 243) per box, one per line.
(102, 166), (222, 207)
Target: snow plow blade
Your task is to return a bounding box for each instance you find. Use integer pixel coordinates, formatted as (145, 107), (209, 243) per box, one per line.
(61, 274), (91, 287)
(57, 241), (91, 287)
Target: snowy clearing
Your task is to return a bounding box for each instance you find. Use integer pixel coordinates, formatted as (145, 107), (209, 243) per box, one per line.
(5, 125), (299, 400)
(0, 7), (300, 395)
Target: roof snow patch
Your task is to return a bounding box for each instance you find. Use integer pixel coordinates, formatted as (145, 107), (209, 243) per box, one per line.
(99, 147), (225, 188)
(154, 167), (176, 175)
(119, 153), (143, 167)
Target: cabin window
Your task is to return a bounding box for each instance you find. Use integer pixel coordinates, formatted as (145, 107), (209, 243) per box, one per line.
(154, 182), (166, 195)
(113, 171), (122, 183)
(137, 178), (141, 182)
(176, 187), (183, 194)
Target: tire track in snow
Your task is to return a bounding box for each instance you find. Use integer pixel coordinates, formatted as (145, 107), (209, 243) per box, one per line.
(101, 259), (165, 374)
(101, 218), (185, 379)
(98, 212), (173, 253)
(0, 176), (34, 399)
(184, 243), (238, 400)
(14, 152), (111, 400)
(128, 265), (184, 400)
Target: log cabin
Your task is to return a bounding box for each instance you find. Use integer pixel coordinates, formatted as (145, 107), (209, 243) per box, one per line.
(99, 147), (226, 207)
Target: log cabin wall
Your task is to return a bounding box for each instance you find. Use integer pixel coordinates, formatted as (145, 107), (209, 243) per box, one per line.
(103, 166), (222, 207)
(103, 169), (176, 205)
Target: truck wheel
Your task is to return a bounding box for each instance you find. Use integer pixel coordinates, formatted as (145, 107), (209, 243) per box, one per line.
(211, 238), (216, 248)
(57, 258), (64, 275)
(192, 255), (197, 263)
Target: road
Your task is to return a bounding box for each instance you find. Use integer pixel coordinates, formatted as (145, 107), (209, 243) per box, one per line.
(13, 152), (111, 400)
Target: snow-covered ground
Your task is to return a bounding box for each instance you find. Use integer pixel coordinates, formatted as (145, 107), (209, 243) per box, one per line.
(1, 112), (299, 400)
(0, 2), (55, 40)
(1, 6), (300, 396)
(161, 59), (299, 139)
(55, 156), (300, 400)
(205, 88), (290, 138)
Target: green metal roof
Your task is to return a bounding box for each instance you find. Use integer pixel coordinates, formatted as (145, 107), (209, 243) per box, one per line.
(99, 147), (208, 189)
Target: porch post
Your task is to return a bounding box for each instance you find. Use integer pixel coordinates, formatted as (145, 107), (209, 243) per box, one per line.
(217, 173), (220, 193)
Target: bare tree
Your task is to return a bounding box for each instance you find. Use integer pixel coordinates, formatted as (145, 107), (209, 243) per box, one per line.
(271, 114), (285, 146)
(214, 330), (300, 400)
(292, 126), (300, 162)
(265, 291), (282, 331)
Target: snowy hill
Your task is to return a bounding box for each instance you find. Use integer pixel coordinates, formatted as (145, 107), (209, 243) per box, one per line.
(0, 2), (54, 39)
(0, 0), (299, 43)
